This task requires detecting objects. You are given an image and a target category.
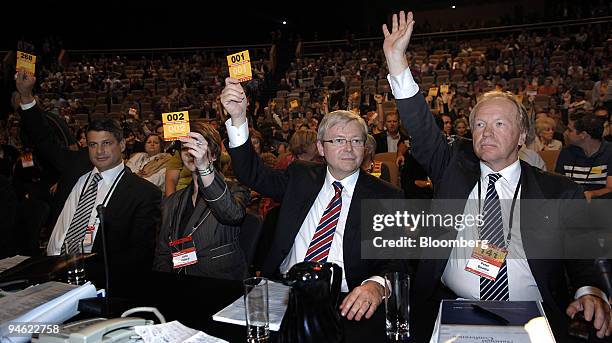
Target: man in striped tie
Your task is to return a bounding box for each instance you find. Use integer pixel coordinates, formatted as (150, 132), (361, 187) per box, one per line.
(222, 78), (404, 322)
(383, 10), (611, 341)
(16, 68), (161, 276)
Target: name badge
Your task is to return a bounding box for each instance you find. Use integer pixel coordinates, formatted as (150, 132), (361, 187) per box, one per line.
(83, 225), (96, 246)
(170, 236), (198, 269)
(465, 243), (507, 281)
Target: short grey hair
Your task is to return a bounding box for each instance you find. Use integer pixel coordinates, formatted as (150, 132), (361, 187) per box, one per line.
(365, 134), (377, 154)
(469, 91), (530, 136)
(317, 110), (368, 141)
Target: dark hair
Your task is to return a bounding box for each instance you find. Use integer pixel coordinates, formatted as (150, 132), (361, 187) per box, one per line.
(570, 111), (605, 140)
(87, 118), (123, 142)
(191, 122), (222, 169)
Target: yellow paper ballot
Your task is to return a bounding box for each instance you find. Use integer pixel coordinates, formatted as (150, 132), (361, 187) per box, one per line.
(16, 51), (36, 76)
(227, 50), (252, 82)
(162, 111), (190, 141)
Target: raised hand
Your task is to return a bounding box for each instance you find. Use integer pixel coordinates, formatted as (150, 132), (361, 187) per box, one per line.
(15, 70), (36, 104)
(220, 77), (248, 126)
(382, 11), (415, 76)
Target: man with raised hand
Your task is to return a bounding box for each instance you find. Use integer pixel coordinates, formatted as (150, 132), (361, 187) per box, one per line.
(221, 77), (403, 321)
(382, 10), (610, 341)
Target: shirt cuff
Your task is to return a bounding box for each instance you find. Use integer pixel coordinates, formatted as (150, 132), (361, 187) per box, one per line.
(224, 118), (249, 148)
(575, 286), (610, 306)
(387, 67), (420, 100)
(362, 276), (391, 299)
(20, 99), (37, 110)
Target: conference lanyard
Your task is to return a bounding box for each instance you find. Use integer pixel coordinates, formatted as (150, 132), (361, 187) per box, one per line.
(477, 174), (522, 246)
(79, 168), (126, 208)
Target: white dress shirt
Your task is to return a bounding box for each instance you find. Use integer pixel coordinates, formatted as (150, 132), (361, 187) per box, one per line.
(441, 160), (543, 301)
(47, 163), (126, 255)
(226, 118), (384, 292)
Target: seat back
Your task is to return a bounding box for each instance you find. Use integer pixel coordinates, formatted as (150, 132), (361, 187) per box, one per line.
(374, 152), (400, 187)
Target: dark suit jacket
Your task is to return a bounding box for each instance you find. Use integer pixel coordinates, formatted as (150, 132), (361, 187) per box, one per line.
(228, 139), (404, 289)
(396, 93), (604, 342)
(373, 131), (409, 154)
(153, 172), (250, 280)
(91, 167), (161, 273)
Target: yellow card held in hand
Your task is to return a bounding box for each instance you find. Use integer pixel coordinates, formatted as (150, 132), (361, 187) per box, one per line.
(16, 51), (36, 76)
(428, 87), (439, 97)
(440, 85), (449, 94)
(227, 50), (252, 82)
(162, 111), (190, 141)
(290, 99), (299, 109)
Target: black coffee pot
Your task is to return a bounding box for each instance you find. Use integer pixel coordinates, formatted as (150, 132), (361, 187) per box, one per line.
(277, 261), (344, 343)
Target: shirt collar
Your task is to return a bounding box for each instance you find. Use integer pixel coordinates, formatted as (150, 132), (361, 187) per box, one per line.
(325, 167), (359, 196)
(93, 162), (125, 186)
(480, 159), (521, 188)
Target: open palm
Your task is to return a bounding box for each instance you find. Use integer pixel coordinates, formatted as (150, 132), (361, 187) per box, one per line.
(382, 11), (415, 76)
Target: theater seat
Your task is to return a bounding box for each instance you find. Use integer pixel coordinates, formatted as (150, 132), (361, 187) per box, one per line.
(538, 150), (561, 174)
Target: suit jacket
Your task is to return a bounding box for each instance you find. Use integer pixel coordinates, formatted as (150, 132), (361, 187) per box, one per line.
(228, 139), (404, 289)
(373, 131), (409, 154)
(91, 167), (161, 273)
(153, 172), (250, 280)
(396, 93), (603, 342)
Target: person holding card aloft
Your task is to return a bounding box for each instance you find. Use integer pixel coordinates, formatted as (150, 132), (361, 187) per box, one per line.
(383, 10), (611, 341)
(153, 122), (250, 280)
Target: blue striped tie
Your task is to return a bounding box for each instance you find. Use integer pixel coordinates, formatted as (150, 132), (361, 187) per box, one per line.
(63, 173), (102, 254)
(479, 173), (509, 301)
(304, 181), (343, 262)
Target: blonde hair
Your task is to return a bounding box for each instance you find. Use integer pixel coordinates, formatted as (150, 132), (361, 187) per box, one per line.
(534, 117), (556, 136)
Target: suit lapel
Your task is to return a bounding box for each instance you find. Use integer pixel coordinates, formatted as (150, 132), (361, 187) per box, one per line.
(343, 170), (367, 264)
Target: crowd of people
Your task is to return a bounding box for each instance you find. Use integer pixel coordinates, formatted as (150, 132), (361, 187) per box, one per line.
(0, 6), (611, 341)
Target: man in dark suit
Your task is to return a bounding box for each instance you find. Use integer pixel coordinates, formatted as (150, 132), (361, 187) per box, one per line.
(373, 112), (408, 154)
(382, 11), (610, 341)
(15, 71), (160, 274)
(221, 77), (404, 321)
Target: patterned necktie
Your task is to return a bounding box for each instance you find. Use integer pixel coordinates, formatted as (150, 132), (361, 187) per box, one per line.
(479, 173), (510, 301)
(63, 173), (102, 254)
(304, 181), (343, 262)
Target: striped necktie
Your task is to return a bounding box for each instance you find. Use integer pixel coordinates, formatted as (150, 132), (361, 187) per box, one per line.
(479, 173), (510, 301)
(63, 173), (102, 254)
(304, 181), (343, 262)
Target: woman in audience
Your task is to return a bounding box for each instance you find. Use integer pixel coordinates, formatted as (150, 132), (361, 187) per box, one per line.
(250, 129), (263, 155)
(126, 133), (172, 191)
(532, 117), (563, 151)
(454, 118), (471, 139)
(274, 129), (321, 169)
(153, 122), (249, 279)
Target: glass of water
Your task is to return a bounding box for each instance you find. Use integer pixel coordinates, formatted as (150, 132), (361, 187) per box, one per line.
(244, 277), (269, 342)
(384, 272), (410, 342)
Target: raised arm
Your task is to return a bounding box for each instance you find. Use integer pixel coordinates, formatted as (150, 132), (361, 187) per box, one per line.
(221, 78), (289, 201)
(382, 11), (452, 184)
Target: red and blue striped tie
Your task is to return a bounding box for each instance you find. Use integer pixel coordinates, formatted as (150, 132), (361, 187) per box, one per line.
(304, 181), (343, 262)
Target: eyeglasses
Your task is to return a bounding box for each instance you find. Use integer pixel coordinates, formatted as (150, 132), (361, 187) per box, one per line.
(321, 137), (365, 147)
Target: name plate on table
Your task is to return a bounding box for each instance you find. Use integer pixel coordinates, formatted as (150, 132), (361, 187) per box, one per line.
(437, 300), (555, 343)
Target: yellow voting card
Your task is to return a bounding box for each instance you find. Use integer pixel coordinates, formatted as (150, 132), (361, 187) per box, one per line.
(16, 51), (36, 76)
(162, 111), (190, 141)
(227, 50), (252, 82)
(428, 87), (439, 97)
(440, 85), (449, 94)
(290, 99), (299, 109)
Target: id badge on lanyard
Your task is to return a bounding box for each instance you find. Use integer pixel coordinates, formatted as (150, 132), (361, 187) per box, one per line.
(170, 236), (198, 268)
(465, 243), (508, 281)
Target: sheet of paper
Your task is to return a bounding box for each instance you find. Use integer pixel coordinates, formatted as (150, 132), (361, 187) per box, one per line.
(0, 256), (30, 274)
(212, 281), (289, 331)
(135, 320), (227, 343)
